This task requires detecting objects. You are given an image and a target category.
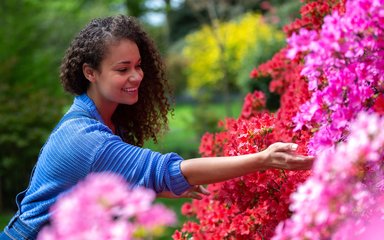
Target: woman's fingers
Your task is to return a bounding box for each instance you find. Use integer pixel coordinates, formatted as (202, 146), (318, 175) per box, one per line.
(182, 185), (211, 200)
(196, 185), (210, 195)
(289, 155), (314, 170)
(188, 191), (203, 200)
(265, 142), (315, 170)
(270, 142), (299, 152)
(281, 153), (314, 170)
(267, 146), (315, 170)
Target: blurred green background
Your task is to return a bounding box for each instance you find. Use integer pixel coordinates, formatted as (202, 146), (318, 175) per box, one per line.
(0, 0), (303, 238)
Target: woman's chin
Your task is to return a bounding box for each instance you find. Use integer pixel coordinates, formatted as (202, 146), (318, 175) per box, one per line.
(124, 97), (139, 105)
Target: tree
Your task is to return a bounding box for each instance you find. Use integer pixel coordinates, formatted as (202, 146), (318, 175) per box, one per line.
(0, 0), (114, 211)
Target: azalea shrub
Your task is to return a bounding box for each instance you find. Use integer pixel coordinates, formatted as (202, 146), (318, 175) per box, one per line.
(174, 0), (383, 239)
(274, 112), (384, 239)
(37, 173), (176, 240)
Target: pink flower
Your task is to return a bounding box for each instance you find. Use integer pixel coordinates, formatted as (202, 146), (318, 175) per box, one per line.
(37, 173), (176, 240)
(290, 0), (384, 155)
(273, 112), (384, 239)
(137, 204), (176, 229)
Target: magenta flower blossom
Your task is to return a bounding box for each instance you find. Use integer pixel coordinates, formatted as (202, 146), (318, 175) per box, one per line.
(273, 112), (384, 239)
(289, 0), (384, 155)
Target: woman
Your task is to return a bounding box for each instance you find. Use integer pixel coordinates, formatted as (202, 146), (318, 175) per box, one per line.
(0, 15), (313, 239)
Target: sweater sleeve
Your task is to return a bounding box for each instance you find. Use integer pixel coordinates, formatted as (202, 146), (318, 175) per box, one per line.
(92, 134), (192, 195)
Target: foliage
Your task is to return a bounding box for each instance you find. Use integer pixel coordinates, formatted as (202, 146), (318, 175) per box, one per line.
(37, 173), (176, 240)
(0, 0), (67, 210)
(168, 0), (273, 44)
(165, 49), (189, 96)
(262, 1), (303, 30)
(0, 84), (66, 210)
(124, 0), (147, 18)
(172, 0), (383, 239)
(144, 101), (243, 159)
(182, 13), (284, 95)
(0, 212), (13, 231)
(168, 1), (210, 44)
(0, 0), (116, 210)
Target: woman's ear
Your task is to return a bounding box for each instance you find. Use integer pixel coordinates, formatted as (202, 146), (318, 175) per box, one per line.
(83, 63), (97, 82)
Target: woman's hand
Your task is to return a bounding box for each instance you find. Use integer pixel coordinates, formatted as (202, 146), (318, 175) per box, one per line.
(157, 185), (210, 200)
(260, 142), (314, 170)
(180, 142), (314, 186)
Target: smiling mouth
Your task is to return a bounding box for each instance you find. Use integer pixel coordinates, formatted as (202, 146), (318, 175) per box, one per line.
(122, 87), (138, 93)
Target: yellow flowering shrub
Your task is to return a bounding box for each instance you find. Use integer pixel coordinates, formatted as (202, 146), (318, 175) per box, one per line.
(182, 13), (284, 94)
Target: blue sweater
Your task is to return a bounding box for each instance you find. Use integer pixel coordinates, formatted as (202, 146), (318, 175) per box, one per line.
(2, 94), (191, 239)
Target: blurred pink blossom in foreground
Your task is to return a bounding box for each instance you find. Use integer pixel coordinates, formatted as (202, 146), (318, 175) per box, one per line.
(37, 173), (176, 240)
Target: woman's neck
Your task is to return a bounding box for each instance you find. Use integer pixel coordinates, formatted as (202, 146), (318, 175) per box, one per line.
(86, 91), (117, 133)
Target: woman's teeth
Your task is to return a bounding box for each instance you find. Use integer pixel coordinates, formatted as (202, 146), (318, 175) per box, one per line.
(122, 88), (136, 92)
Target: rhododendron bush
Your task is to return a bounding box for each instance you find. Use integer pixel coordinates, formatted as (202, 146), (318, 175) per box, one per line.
(37, 173), (176, 240)
(274, 112), (384, 239)
(174, 0), (384, 239)
(290, 0), (384, 155)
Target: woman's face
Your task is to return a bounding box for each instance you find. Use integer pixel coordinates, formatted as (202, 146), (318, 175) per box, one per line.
(85, 38), (144, 112)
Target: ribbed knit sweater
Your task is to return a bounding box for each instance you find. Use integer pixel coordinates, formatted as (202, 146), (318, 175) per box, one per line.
(3, 93), (191, 238)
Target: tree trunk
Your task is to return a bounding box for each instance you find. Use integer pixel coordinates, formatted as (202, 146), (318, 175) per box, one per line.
(163, 0), (172, 49)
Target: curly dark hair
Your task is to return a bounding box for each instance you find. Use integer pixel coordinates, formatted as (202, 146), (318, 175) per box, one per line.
(60, 15), (172, 147)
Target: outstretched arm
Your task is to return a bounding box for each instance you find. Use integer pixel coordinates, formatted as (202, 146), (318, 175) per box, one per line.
(180, 142), (314, 185)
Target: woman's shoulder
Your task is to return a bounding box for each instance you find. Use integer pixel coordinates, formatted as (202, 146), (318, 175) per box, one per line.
(41, 113), (117, 166)
(55, 112), (113, 141)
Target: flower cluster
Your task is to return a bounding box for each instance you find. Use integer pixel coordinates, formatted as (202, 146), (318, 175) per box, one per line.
(172, 0), (384, 239)
(283, 0), (346, 36)
(174, 89), (311, 239)
(273, 112), (384, 239)
(290, 0), (384, 155)
(38, 173), (176, 240)
(241, 90), (266, 119)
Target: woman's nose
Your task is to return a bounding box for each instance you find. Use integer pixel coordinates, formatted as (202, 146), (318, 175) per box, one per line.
(129, 70), (143, 82)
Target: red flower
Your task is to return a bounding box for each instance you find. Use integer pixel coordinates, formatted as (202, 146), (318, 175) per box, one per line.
(249, 68), (259, 78)
(373, 94), (384, 115)
(181, 202), (195, 217)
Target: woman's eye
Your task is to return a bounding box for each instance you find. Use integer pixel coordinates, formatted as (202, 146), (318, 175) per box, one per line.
(116, 68), (127, 72)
